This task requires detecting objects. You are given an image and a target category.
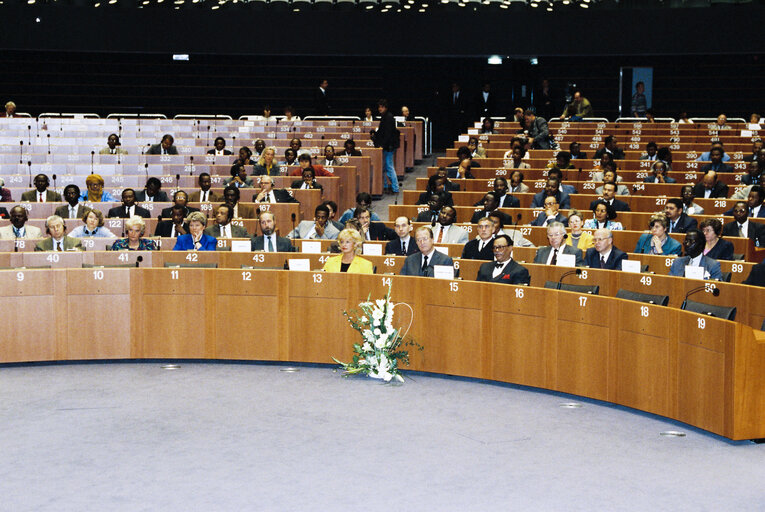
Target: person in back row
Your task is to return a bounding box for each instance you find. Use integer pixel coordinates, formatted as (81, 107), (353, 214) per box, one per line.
(339, 192), (381, 223)
(146, 134), (178, 155)
(21, 174), (61, 202)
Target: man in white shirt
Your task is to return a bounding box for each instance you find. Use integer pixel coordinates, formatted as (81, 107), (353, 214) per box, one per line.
(533, 222), (584, 267)
(476, 234), (530, 285)
(204, 204), (249, 238)
(385, 216), (418, 256)
(34, 215), (83, 251)
(432, 206), (469, 244)
(289, 204), (339, 240)
(54, 184), (87, 220)
(251, 211), (294, 252)
(0, 206), (43, 239)
(399, 226), (454, 277)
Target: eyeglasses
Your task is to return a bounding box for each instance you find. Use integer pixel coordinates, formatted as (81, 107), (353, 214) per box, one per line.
(492, 245), (509, 251)
(593, 237), (609, 242)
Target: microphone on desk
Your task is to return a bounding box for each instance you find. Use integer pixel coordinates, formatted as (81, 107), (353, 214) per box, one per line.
(290, 212), (297, 247)
(189, 155), (194, 177)
(207, 125), (211, 146)
(52, 174), (57, 194)
(555, 268), (582, 290)
(27, 125), (31, 146)
(135, 255), (143, 268)
(196, 119), (200, 139)
(19, 140), (23, 164)
(175, 173), (180, 192)
(144, 163), (149, 182)
(90, 151), (95, 174)
(47, 133), (51, 155)
(27, 161), (32, 188)
(681, 285), (720, 311)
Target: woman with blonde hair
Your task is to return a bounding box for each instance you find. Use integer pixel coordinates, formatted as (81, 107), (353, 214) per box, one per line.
(253, 147), (282, 176)
(111, 216), (158, 251)
(322, 228), (374, 274)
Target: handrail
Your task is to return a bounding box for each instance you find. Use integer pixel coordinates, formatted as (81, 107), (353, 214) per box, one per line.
(173, 114), (233, 120)
(38, 113), (100, 119)
(106, 113), (167, 119)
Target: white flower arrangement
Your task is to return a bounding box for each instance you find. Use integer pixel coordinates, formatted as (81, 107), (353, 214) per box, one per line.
(333, 284), (422, 383)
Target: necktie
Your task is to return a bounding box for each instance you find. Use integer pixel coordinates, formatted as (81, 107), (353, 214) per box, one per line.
(739, 224), (745, 237)
(267, 236), (274, 252)
(13, 227), (21, 238)
(421, 255), (429, 273)
(551, 248), (558, 265)
(494, 261), (504, 269)
(56, 241), (62, 251)
(401, 241), (406, 254)
(600, 256), (606, 268)
(670, 221), (675, 233)
(436, 227), (444, 244)
(39, 192), (43, 202)
(202, 191), (207, 202)
(70, 206), (76, 219)
(479, 241), (484, 253)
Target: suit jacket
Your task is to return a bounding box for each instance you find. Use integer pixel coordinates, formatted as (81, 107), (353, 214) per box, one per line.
(223, 176), (254, 188)
(385, 237), (420, 256)
(723, 205), (765, 218)
(699, 162), (734, 174)
(668, 213), (698, 234)
(290, 180), (324, 194)
(160, 205), (200, 219)
(20, 189), (62, 202)
(251, 235), (294, 252)
(531, 212), (569, 227)
(154, 221), (189, 238)
(584, 247), (628, 270)
(135, 190), (170, 202)
(314, 87), (330, 115)
(531, 190), (571, 209)
(204, 223), (249, 238)
(743, 261), (765, 286)
(589, 198), (631, 212)
(741, 174), (763, 186)
(289, 220), (340, 240)
(400, 250), (454, 277)
(55, 204), (88, 219)
(477, 91), (496, 117)
(34, 236), (83, 251)
(534, 245), (584, 267)
(722, 220), (765, 246)
(0, 224), (43, 239)
(207, 149), (232, 155)
(188, 190), (222, 203)
(365, 222), (395, 241)
(419, 190), (453, 207)
(322, 255), (375, 274)
(173, 233), (217, 251)
(107, 204), (152, 219)
(476, 259), (530, 285)
(146, 144), (179, 155)
(594, 147), (626, 160)
(461, 238), (494, 260)
(471, 209), (512, 226)
(99, 147), (128, 155)
(415, 209), (440, 223)
(259, 189), (298, 204)
(526, 117), (551, 150)
(692, 181), (729, 199)
(432, 224), (469, 244)
(704, 238), (735, 261)
(0, 187), (12, 202)
(669, 255), (722, 280)
(496, 193), (520, 209)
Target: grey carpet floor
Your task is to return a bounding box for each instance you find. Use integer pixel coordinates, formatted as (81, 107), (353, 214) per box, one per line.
(1, 362), (763, 511)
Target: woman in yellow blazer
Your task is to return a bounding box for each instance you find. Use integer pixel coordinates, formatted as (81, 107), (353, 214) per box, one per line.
(566, 210), (595, 251)
(322, 228), (374, 274)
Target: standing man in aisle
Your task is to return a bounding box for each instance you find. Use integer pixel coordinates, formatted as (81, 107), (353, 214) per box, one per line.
(371, 99), (400, 195)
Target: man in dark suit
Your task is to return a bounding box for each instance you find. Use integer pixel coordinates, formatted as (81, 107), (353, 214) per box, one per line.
(476, 234), (530, 285)
(21, 174), (62, 202)
(448, 82), (468, 140)
(154, 205), (189, 238)
(314, 79), (330, 115)
(204, 204), (249, 238)
(251, 211), (294, 252)
(722, 201), (765, 246)
(593, 135), (625, 160)
(589, 182), (631, 213)
(664, 198), (698, 234)
(415, 194), (444, 224)
(145, 134), (178, 155)
(699, 147), (734, 175)
(338, 139), (362, 157)
(531, 178), (571, 209)
(160, 190), (200, 219)
(34, 215), (83, 251)
(470, 192), (512, 225)
(584, 228), (628, 270)
(569, 141), (588, 160)
(743, 260), (765, 287)
(135, 177), (170, 202)
(400, 226), (454, 277)
(533, 222), (584, 267)
(724, 186), (765, 218)
(692, 171), (729, 199)
(476, 82), (495, 118)
(462, 217), (495, 261)
(531, 195), (569, 227)
(207, 137), (233, 156)
(355, 207), (394, 242)
(491, 177), (520, 209)
(742, 141), (763, 163)
(522, 110), (551, 150)
(188, 173), (222, 203)
(107, 189), (151, 219)
(254, 175), (298, 205)
(385, 216), (419, 256)
(55, 184), (87, 220)
(669, 229), (722, 280)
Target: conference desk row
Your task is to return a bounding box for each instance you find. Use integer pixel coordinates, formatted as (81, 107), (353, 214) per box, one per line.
(434, 158), (752, 174)
(1, 267), (762, 441)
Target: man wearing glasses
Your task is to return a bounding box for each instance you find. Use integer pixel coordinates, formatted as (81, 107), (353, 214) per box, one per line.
(476, 234), (530, 285)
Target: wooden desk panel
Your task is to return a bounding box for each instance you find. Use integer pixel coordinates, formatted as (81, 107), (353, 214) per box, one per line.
(0, 269), (57, 362)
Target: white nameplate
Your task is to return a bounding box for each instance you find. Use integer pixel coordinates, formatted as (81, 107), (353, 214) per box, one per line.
(621, 259), (642, 273)
(433, 265), (455, 280)
(301, 241), (322, 254)
(230, 240), (250, 253)
(685, 266), (705, 280)
(362, 243), (382, 256)
(288, 259), (310, 271)
(557, 253), (576, 268)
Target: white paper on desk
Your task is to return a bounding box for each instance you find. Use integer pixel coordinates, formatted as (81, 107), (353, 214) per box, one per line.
(685, 266), (705, 280)
(238, 126), (249, 132)
(433, 265), (455, 280)
(244, 121), (254, 127)
(288, 259), (311, 271)
(394, 116), (405, 123)
(467, 129), (479, 135)
(301, 241), (322, 254)
(556, 254), (576, 268)
(362, 243), (382, 256)
(458, 135), (469, 142)
(621, 259), (642, 273)
(434, 246), (449, 256)
(741, 130), (753, 137)
(747, 124), (761, 130)
(231, 240), (250, 253)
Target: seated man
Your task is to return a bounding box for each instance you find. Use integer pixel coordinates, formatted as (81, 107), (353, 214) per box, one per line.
(0, 206), (43, 239)
(321, 144), (337, 166)
(721, 201), (765, 246)
(289, 153), (332, 177)
(710, 113), (731, 130)
(207, 137), (232, 155)
(489, 212), (534, 248)
(145, 134), (178, 155)
(547, 168), (577, 195)
(255, 175), (298, 205)
(742, 140), (763, 163)
(696, 141), (731, 162)
(55, 184), (87, 219)
(669, 229), (723, 280)
(467, 137), (486, 158)
(155, 204), (189, 238)
(476, 234), (530, 285)
(291, 167), (324, 193)
(251, 211), (294, 252)
(160, 190), (200, 219)
(415, 194), (444, 224)
(509, 170), (528, 194)
(447, 146), (481, 168)
(491, 177), (520, 208)
(99, 134), (128, 155)
(188, 173), (222, 203)
(699, 147), (734, 174)
(107, 188), (151, 218)
(594, 166), (630, 196)
(419, 175), (453, 207)
(532, 195), (568, 227)
(640, 141), (658, 161)
(135, 177), (170, 202)
(665, 198), (697, 234)
(21, 174), (62, 202)
(593, 135), (625, 160)
(204, 203), (249, 238)
(470, 192), (512, 225)
(385, 216), (419, 256)
(533, 222), (583, 266)
(584, 228), (627, 270)
(400, 226), (454, 277)
(224, 164), (255, 188)
(339, 192), (381, 223)
(681, 185), (705, 215)
(724, 186), (764, 218)
(590, 182), (631, 212)
(252, 139), (266, 159)
(432, 206), (469, 244)
(461, 217), (495, 261)
(221, 185), (255, 219)
(741, 161), (762, 187)
(643, 160), (675, 183)
(355, 207), (394, 241)
(338, 138), (362, 157)
(531, 177), (571, 209)
(289, 204), (339, 240)
(559, 90), (592, 121)
(80, 174), (114, 202)
(321, 200), (344, 231)
(569, 141), (587, 160)
(692, 170), (729, 199)
(34, 215), (83, 251)
(433, 166), (460, 192)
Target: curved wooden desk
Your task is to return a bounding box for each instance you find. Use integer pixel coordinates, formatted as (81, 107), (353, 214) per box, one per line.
(2, 268), (763, 440)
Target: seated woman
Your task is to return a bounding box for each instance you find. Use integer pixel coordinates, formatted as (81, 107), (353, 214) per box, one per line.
(566, 209), (594, 251)
(69, 208), (116, 238)
(111, 216), (158, 251)
(290, 167), (324, 193)
(700, 218), (735, 260)
(173, 211), (217, 251)
(79, 174), (115, 203)
(363, 106), (374, 122)
(252, 147), (282, 176)
(416, 174), (453, 207)
(505, 146), (530, 169)
(633, 213), (682, 255)
(224, 164), (254, 188)
(322, 228), (374, 274)
(281, 148), (298, 167)
(502, 137), (529, 161)
(583, 200), (623, 230)
(480, 118), (496, 134)
(643, 161), (676, 183)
